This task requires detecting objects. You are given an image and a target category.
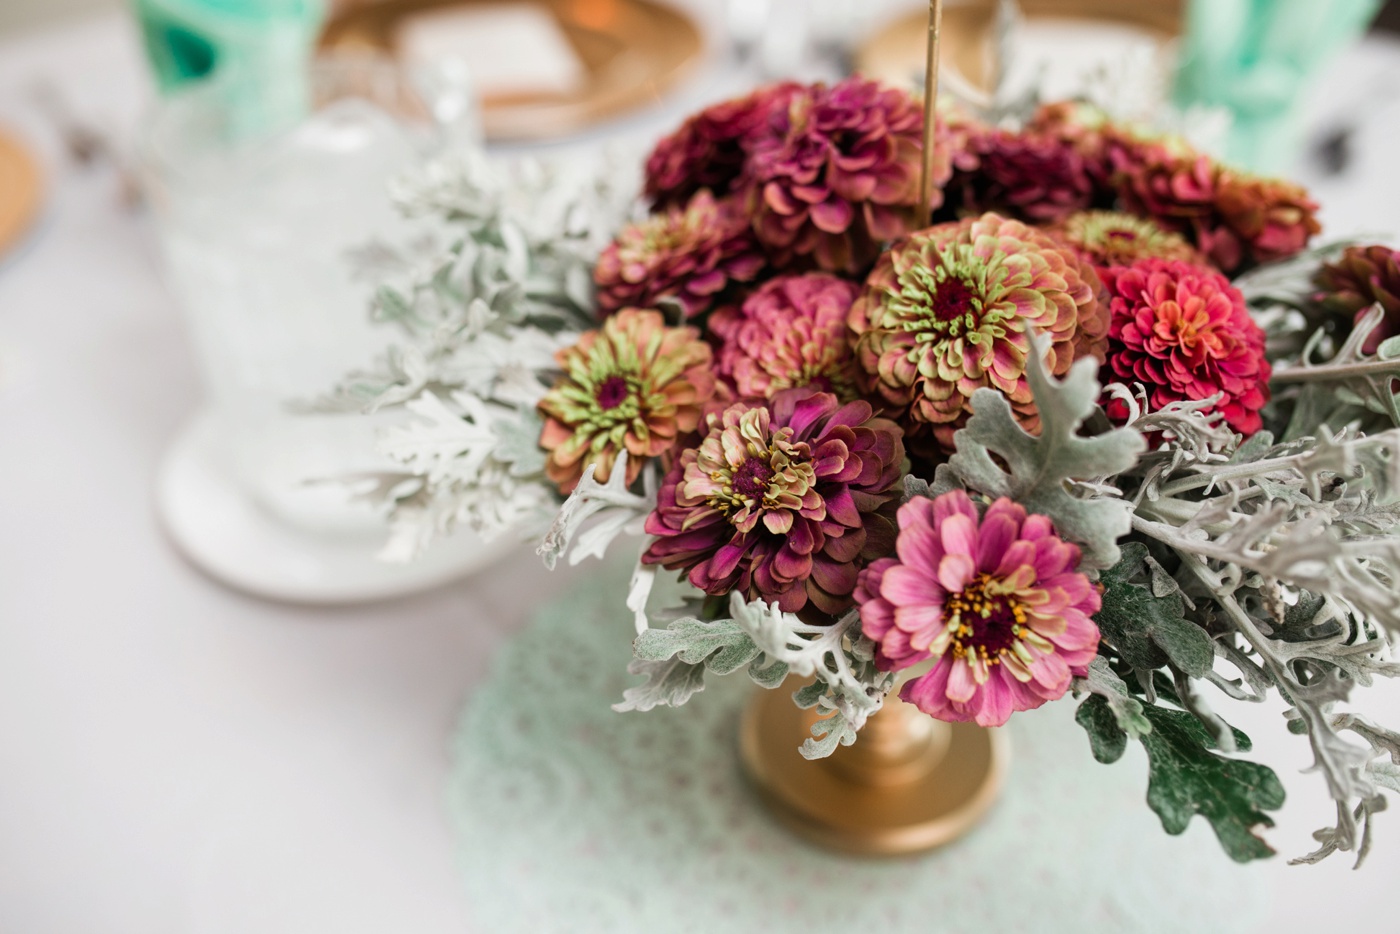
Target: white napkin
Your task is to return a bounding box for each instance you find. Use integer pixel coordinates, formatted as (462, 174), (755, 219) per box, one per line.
(395, 2), (587, 98)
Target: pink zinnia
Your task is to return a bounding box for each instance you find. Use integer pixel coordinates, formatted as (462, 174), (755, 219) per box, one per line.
(1101, 259), (1271, 435)
(710, 273), (862, 401)
(855, 491), (1101, 728)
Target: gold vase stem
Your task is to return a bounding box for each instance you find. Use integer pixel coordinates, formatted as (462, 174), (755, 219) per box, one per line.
(740, 676), (1009, 856)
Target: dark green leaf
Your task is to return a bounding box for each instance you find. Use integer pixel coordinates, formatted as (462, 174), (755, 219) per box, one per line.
(1097, 544), (1215, 677)
(1138, 705), (1285, 863)
(1076, 694), (1128, 763)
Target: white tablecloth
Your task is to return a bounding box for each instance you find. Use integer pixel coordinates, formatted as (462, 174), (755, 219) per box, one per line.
(3, 10), (1400, 933)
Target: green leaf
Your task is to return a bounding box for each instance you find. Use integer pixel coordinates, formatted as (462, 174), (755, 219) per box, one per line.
(1073, 656), (1150, 743)
(1097, 544), (1215, 677)
(632, 618), (760, 674)
(1138, 705), (1285, 863)
(747, 656), (789, 689)
(1077, 694), (1129, 763)
(618, 616), (791, 712)
(935, 335), (1146, 569)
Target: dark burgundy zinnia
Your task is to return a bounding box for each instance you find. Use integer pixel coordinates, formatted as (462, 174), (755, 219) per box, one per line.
(642, 388), (904, 615)
(643, 82), (803, 209)
(1314, 244), (1400, 353)
(950, 124), (1099, 223)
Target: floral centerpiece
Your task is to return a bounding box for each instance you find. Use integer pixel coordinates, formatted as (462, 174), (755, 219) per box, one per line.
(323, 78), (1400, 865)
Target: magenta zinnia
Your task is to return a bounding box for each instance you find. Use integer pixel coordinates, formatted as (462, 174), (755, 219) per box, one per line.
(856, 491), (1101, 727)
(849, 212), (1109, 449)
(710, 273), (862, 401)
(538, 308), (717, 494)
(642, 389), (904, 615)
(1314, 244), (1400, 353)
(1101, 259), (1270, 435)
(594, 190), (765, 319)
(643, 82), (802, 208)
(745, 76), (936, 274)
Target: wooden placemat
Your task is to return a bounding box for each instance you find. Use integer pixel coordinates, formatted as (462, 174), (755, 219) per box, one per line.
(0, 129), (43, 263)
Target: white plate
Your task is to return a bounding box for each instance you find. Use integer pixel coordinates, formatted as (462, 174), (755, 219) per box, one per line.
(156, 409), (501, 604)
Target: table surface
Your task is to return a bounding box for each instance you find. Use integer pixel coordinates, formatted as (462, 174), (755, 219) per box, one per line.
(4, 8), (1400, 933)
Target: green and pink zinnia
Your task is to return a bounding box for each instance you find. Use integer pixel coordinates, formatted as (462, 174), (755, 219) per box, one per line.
(642, 388), (903, 615)
(849, 211), (1109, 450)
(855, 490), (1101, 728)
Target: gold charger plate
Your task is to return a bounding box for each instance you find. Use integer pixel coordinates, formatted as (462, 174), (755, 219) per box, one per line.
(319, 0), (704, 141)
(855, 0), (1181, 93)
(0, 129), (43, 263)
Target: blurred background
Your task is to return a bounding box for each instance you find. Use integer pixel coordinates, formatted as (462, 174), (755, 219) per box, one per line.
(3, 2), (1400, 933)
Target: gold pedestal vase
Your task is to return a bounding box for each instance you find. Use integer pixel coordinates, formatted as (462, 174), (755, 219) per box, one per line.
(739, 677), (1010, 856)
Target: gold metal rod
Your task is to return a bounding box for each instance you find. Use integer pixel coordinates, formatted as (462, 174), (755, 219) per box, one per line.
(917, 0), (944, 225)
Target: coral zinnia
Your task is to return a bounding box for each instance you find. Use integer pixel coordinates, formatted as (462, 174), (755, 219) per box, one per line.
(1051, 210), (1203, 269)
(642, 389), (904, 614)
(644, 82), (802, 209)
(538, 308), (717, 494)
(1101, 259), (1270, 435)
(1314, 244), (1400, 353)
(710, 273), (862, 401)
(849, 212), (1109, 448)
(1111, 138), (1319, 273)
(1210, 171), (1320, 272)
(745, 76), (936, 274)
(594, 190), (765, 319)
(855, 490), (1101, 728)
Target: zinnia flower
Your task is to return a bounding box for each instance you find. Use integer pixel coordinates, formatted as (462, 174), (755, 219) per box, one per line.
(745, 76), (937, 274)
(644, 83), (802, 208)
(949, 124), (1098, 223)
(1111, 138), (1319, 273)
(849, 212), (1109, 448)
(1051, 210), (1203, 268)
(1101, 259), (1270, 435)
(1314, 244), (1400, 353)
(710, 273), (862, 401)
(594, 190), (765, 319)
(538, 308), (717, 494)
(1110, 137), (1216, 239)
(1209, 171), (1320, 271)
(855, 490), (1101, 728)
(642, 389), (904, 614)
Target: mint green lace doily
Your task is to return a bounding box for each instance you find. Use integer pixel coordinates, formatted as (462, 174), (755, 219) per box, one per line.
(450, 560), (1268, 933)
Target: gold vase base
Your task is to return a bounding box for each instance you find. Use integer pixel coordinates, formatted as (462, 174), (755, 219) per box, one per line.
(739, 682), (1010, 857)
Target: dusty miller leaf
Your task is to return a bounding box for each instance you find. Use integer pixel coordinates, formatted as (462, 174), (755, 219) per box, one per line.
(1072, 656), (1152, 739)
(613, 657), (709, 712)
(1138, 705), (1285, 863)
(935, 334), (1146, 568)
(1097, 543), (1214, 677)
(1077, 695), (1130, 764)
